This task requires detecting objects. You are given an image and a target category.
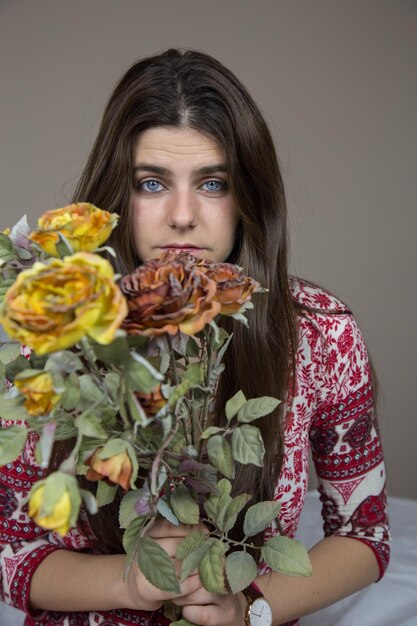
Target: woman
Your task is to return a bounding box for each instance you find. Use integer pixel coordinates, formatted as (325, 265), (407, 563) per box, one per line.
(0, 49), (390, 626)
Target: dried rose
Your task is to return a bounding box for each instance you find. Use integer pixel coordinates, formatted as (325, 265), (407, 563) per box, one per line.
(15, 371), (62, 416)
(0, 252), (128, 354)
(29, 203), (118, 256)
(28, 473), (80, 537)
(197, 261), (260, 315)
(85, 447), (133, 491)
(136, 386), (166, 416)
(120, 253), (220, 336)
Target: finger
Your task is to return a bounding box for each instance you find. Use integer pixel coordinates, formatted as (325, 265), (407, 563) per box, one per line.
(182, 603), (219, 626)
(146, 518), (198, 538)
(172, 583), (215, 607)
(176, 573), (203, 598)
(149, 537), (184, 558)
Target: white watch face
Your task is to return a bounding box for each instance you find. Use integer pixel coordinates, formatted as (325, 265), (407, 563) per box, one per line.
(248, 598), (273, 626)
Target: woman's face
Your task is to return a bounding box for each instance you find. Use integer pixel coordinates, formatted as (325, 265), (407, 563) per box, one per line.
(131, 126), (239, 263)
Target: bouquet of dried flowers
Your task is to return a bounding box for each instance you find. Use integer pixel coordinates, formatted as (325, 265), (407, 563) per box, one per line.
(0, 203), (311, 625)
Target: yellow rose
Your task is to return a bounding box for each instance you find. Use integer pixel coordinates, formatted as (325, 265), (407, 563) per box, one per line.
(29, 483), (73, 536)
(29, 203), (119, 256)
(86, 447), (134, 491)
(0, 252), (128, 354)
(15, 371), (62, 416)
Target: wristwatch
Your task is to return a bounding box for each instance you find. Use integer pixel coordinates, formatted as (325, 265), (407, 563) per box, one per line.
(242, 582), (272, 626)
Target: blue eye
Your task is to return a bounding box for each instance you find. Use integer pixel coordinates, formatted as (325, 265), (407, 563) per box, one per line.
(201, 180), (226, 192)
(141, 180), (163, 192)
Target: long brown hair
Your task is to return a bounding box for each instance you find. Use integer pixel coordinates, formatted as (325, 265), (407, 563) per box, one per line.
(70, 49), (298, 554)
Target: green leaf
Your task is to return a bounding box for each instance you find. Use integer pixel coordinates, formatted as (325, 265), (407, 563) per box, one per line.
(119, 491), (143, 529)
(168, 380), (191, 408)
(78, 375), (105, 408)
(216, 478), (232, 496)
(203, 479), (233, 532)
(207, 435), (235, 479)
(180, 541), (211, 582)
(185, 337), (200, 358)
(0, 366), (6, 394)
(231, 425), (264, 467)
(80, 489), (98, 515)
(170, 484), (199, 525)
(36, 422), (57, 468)
(6, 355), (33, 381)
(243, 501), (281, 537)
(237, 397), (281, 423)
(200, 426), (223, 439)
(76, 413), (107, 439)
(223, 493), (252, 533)
(199, 538), (227, 594)
(67, 475), (83, 527)
(61, 373), (81, 410)
(0, 234), (16, 261)
(45, 351), (83, 373)
(176, 530), (206, 560)
(122, 515), (147, 555)
(99, 438), (126, 458)
(92, 337), (130, 365)
(127, 352), (164, 393)
(96, 481), (117, 507)
(261, 535), (312, 577)
(0, 395), (30, 422)
(103, 372), (121, 397)
(137, 537), (180, 594)
(157, 497), (180, 526)
(182, 362), (204, 386)
(225, 551), (257, 593)
(15, 246), (33, 260)
(0, 342), (21, 364)
(0, 425), (27, 464)
(225, 390), (247, 421)
(177, 530), (208, 581)
(41, 472), (81, 523)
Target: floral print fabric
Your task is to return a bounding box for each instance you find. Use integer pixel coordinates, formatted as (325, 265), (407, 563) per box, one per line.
(0, 279), (390, 626)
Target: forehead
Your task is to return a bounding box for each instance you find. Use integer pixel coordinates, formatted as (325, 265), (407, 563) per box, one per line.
(133, 126), (226, 164)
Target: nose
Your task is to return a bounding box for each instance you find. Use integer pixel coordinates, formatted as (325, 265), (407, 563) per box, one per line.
(167, 189), (197, 230)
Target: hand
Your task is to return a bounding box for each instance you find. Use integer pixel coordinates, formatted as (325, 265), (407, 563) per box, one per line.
(173, 582), (247, 626)
(123, 517), (206, 611)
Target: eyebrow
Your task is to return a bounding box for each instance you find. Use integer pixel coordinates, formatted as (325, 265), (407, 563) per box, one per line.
(133, 164), (229, 176)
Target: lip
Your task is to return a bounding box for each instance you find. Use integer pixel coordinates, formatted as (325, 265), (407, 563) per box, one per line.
(160, 244), (205, 252)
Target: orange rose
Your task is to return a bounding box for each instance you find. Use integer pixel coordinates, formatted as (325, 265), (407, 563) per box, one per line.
(197, 261), (260, 315)
(120, 252), (220, 336)
(0, 252), (128, 353)
(136, 386), (166, 415)
(86, 447), (133, 491)
(29, 203), (119, 256)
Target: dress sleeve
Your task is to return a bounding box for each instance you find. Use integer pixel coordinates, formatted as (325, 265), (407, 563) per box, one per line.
(0, 422), (93, 623)
(308, 311), (391, 580)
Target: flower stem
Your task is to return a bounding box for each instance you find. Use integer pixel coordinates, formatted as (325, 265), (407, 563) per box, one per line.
(198, 329), (215, 461)
(150, 421), (179, 496)
(166, 334), (179, 385)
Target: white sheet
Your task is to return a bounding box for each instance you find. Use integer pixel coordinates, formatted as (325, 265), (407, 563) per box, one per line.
(1, 493), (416, 625)
(297, 492), (417, 625)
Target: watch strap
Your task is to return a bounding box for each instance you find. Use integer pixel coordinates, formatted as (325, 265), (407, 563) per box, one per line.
(243, 581), (263, 626)
(242, 581), (263, 602)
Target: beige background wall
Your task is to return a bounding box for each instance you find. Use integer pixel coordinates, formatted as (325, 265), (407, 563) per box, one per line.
(1, 0), (416, 498)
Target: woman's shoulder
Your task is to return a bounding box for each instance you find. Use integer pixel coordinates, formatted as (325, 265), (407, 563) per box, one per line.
(289, 276), (351, 315)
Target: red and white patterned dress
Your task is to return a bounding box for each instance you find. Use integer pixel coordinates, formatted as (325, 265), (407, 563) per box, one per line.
(0, 279), (390, 626)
